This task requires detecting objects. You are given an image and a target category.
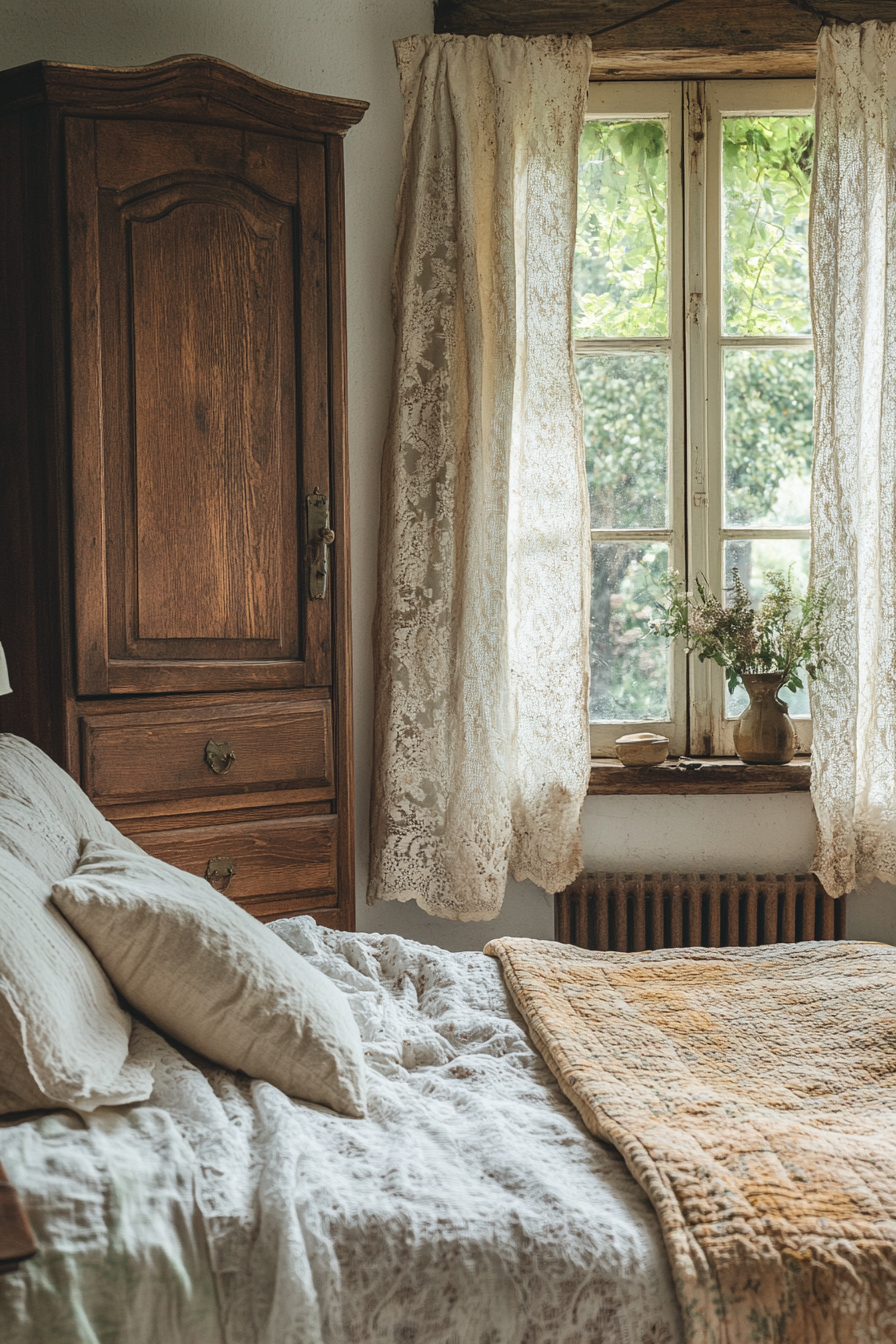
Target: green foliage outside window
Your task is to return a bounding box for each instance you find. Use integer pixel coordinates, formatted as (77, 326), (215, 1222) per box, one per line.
(574, 120), (668, 338)
(723, 116), (813, 335)
(575, 113), (815, 723)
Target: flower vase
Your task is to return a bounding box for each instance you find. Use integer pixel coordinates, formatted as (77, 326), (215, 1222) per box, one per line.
(732, 672), (796, 765)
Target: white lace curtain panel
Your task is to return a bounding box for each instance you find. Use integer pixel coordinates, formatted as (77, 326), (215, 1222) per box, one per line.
(368, 34), (593, 920)
(811, 21), (896, 897)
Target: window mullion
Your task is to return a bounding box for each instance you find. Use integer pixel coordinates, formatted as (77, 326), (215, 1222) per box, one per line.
(684, 80), (714, 756)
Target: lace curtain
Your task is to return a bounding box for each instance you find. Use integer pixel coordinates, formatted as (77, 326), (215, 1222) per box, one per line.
(811, 22), (896, 897)
(368, 34), (593, 920)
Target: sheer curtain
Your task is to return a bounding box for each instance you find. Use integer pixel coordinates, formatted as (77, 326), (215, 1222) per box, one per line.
(811, 22), (896, 897)
(368, 34), (593, 920)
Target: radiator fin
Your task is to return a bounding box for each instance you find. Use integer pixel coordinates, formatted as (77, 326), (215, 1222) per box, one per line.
(555, 873), (845, 953)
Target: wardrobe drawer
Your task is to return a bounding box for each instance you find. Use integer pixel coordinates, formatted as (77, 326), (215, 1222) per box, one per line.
(81, 699), (333, 804)
(129, 813), (338, 923)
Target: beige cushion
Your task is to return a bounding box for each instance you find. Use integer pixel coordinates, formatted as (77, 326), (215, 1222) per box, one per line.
(52, 840), (367, 1117)
(0, 850), (153, 1114)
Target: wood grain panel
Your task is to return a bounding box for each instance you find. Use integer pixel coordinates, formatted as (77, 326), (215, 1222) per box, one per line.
(106, 660), (306, 694)
(81, 698), (333, 803)
(130, 813), (338, 913)
(66, 116), (109, 695)
(434, 0), (896, 78)
(0, 56), (363, 936)
(434, 0), (896, 41)
(81, 120), (307, 689)
(300, 905), (352, 931)
(589, 758), (810, 794)
(95, 119), (296, 197)
(104, 798), (330, 830)
(129, 189), (293, 642)
(435, 0), (822, 40)
(0, 57), (368, 138)
(325, 133), (356, 932)
(297, 138), (331, 685)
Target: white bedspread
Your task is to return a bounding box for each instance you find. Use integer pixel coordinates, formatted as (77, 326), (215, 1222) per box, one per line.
(0, 921), (683, 1344)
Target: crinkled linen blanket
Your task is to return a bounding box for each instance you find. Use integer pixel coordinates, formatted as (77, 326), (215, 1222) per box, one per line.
(485, 936), (896, 1344)
(0, 920), (682, 1344)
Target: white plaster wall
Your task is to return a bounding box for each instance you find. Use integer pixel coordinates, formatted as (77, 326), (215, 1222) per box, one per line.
(364, 791), (896, 953)
(4, 0), (894, 952)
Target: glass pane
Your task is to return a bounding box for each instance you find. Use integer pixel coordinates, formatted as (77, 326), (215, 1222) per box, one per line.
(591, 543), (670, 722)
(724, 348), (814, 526)
(575, 119), (668, 338)
(723, 115), (813, 335)
(724, 538), (811, 719)
(579, 352), (669, 529)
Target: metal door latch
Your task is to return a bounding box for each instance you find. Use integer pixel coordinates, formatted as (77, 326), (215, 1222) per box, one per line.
(306, 486), (335, 601)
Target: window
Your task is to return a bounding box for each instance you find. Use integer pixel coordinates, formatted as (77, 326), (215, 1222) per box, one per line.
(575, 80), (815, 758)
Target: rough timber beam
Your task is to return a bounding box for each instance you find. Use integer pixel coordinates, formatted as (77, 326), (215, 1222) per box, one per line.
(432, 2), (896, 79)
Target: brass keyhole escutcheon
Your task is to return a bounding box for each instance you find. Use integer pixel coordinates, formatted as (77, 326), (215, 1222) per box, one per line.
(205, 739), (236, 775)
(205, 855), (236, 893)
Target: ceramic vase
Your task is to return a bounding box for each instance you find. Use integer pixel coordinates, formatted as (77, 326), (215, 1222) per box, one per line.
(732, 672), (796, 764)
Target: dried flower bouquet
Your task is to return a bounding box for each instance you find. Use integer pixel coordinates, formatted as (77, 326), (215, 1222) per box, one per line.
(650, 568), (828, 697)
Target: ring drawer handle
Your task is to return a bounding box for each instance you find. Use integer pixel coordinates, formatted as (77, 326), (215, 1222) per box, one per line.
(206, 855), (237, 892)
(205, 739), (236, 775)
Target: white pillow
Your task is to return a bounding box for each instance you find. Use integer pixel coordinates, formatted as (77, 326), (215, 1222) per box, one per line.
(0, 850), (153, 1114)
(52, 840), (366, 1118)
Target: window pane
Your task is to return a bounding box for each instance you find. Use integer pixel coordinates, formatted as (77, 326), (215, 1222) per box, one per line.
(579, 352), (669, 529)
(575, 120), (668, 338)
(724, 348), (813, 526)
(723, 115), (813, 336)
(591, 543), (670, 722)
(724, 538), (811, 718)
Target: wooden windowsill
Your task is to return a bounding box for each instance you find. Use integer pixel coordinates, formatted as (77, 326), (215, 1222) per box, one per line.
(589, 757), (810, 795)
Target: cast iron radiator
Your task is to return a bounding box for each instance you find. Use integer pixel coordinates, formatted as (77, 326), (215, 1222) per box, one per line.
(555, 872), (846, 953)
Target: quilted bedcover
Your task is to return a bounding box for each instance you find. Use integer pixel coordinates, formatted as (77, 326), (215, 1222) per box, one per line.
(486, 936), (896, 1344)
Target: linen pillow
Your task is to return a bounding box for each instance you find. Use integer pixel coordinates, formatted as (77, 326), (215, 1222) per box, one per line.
(0, 850), (153, 1114)
(52, 840), (366, 1118)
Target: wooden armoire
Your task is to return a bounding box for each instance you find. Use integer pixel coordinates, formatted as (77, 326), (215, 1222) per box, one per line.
(0, 57), (367, 928)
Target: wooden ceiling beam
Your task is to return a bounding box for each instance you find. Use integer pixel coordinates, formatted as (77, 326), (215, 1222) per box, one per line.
(433, 1), (896, 79)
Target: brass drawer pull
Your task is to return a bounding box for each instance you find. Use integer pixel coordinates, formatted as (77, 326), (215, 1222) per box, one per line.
(205, 739), (236, 774)
(205, 855), (236, 892)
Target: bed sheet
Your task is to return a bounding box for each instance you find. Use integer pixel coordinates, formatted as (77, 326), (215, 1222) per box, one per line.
(0, 921), (683, 1344)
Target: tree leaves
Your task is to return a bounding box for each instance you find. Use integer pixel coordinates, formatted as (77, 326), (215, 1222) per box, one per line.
(723, 116), (813, 335)
(574, 119), (668, 339)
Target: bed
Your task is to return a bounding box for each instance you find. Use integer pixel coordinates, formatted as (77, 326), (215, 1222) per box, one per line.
(0, 731), (679, 1342)
(5, 731), (896, 1344)
(0, 915), (683, 1344)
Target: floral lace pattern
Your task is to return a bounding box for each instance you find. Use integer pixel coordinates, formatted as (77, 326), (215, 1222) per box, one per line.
(368, 35), (593, 920)
(811, 23), (896, 896)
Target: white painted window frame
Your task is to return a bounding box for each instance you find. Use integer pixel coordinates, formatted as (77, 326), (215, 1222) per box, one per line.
(691, 79), (815, 757)
(583, 81), (687, 758)
(582, 78), (815, 759)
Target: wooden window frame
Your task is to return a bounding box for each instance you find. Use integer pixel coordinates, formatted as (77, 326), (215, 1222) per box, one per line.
(582, 77), (816, 759)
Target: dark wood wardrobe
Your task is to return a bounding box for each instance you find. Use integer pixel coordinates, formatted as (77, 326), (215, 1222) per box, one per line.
(0, 57), (367, 928)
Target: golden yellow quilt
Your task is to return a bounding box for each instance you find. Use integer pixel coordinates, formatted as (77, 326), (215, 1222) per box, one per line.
(484, 937), (896, 1344)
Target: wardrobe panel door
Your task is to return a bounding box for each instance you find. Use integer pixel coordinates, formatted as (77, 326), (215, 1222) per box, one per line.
(67, 117), (332, 695)
(129, 187), (293, 645)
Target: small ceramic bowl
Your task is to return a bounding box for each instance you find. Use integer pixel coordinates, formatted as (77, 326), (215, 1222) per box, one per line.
(615, 732), (670, 767)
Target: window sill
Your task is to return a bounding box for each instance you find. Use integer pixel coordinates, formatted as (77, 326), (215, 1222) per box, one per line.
(588, 757), (810, 796)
